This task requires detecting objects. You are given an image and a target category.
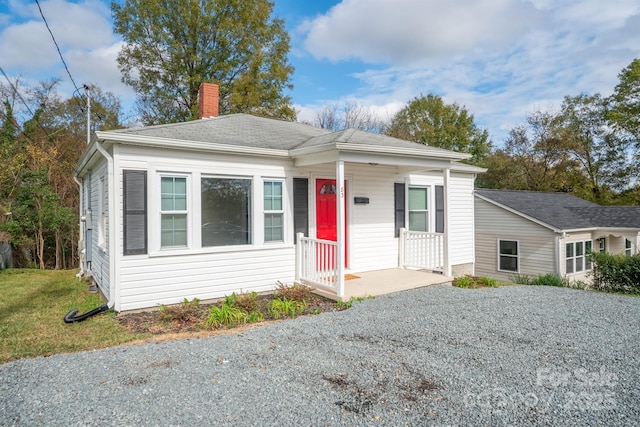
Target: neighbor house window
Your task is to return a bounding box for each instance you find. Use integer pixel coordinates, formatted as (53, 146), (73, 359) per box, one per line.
(201, 177), (251, 247)
(566, 240), (592, 274)
(408, 187), (428, 232)
(498, 240), (519, 272)
(264, 181), (283, 242)
(626, 239), (632, 256)
(160, 176), (188, 248)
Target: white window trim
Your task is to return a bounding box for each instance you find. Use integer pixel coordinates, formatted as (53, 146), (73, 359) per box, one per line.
(158, 173), (190, 251)
(565, 240), (592, 275)
(263, 179), (285, 244)
(406, 185), (430, 232)
(497, 239), (519, 273)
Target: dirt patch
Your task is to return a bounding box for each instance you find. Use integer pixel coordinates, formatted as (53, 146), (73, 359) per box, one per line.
(117, 293), (345, 336)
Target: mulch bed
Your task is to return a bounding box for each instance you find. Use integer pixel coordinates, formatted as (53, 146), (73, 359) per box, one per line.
(117, 293), (345, 336)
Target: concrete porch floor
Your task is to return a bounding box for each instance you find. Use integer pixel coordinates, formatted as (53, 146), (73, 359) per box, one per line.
(313, 268), (453, 301)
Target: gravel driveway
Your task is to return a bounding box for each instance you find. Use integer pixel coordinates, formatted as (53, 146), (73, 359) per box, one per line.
(1, 284), (639, 426)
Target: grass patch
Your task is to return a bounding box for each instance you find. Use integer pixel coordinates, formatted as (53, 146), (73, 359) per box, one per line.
(0, 269), (148, 364)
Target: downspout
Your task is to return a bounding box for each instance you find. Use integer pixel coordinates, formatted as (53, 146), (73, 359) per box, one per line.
(95, 139), (117, 310)
(72, 174), (84, 278)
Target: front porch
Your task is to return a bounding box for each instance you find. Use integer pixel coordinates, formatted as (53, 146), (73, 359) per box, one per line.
(295, 230), (451, 300)
(312, 268), (453, 301)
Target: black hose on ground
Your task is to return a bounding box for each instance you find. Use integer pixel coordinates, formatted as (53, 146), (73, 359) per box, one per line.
(64, 304), (109, 323)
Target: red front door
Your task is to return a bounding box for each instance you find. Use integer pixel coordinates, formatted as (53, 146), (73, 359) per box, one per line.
(316, 179), (347, 266)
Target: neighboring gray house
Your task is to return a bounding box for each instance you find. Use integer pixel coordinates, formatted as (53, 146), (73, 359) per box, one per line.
(474, 189), (640, 283)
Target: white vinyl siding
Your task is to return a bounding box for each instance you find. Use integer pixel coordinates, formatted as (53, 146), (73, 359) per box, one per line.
(88, 164), (110, 298)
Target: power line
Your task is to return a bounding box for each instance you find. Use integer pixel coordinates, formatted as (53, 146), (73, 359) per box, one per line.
(35, 0), (85, 103)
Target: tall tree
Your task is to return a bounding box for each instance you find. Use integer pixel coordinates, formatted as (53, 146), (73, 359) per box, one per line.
(560, 94), (632, 203)
(386, 94), (492, 164)
(609, 58), (640, 145)
(112, 0), (295, 124)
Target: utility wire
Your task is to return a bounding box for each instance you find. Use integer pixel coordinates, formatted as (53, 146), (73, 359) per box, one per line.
(35, 0), (85, 104)
(0, 65), (59, 139)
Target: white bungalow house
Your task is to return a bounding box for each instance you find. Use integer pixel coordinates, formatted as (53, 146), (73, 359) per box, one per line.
(474, 189), (640, 283)
(74, 83), (485, 312)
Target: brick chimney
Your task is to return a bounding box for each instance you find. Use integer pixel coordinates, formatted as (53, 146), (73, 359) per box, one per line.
(198, 83), (219, 119)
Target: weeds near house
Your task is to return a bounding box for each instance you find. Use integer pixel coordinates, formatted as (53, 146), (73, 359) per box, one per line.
(233, 291), (261, 313)
(268, 298), (306, 319)
(453, 275), (476, 288)
(453, 275), (502, 289)
(335, 295), (372, 309)
(479, 276), (497, 287)
(159, 298), (201, 323)
(529, 273), (568, 287)
(274, 281), (313, 302)
(511, 274), (533, 285)
(205, 302), (248, 328)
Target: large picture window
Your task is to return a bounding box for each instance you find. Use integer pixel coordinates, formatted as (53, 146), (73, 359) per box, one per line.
(201, 178), (251, 246)
(264, 181), (283, 242)
(408, 187), (428, 232)
(498, 240), (519, 272)
(160, 176), (187, 248)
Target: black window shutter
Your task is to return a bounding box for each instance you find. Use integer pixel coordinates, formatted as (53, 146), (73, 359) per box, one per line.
(293, 178), (308, 243)
(435, 185), (444, 233)
(394, 183), (405, 237)
(123, 170), (147, 255)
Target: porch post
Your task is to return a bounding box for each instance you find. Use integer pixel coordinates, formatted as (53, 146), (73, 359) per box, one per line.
(336, 160), (345, 297)
(443, 168), (451, 276)
(635, 232), (640, 255)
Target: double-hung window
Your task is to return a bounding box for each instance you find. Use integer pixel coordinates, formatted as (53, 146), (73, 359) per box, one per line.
(408, 187), (428, 232)
(626, 239), (632, 256)
(264, 181), (284, 242)
(160, 176), (188, 248)
(566, 240), (592, 274)
(498, 240), (519, 272)
(201, 177), (251, 247)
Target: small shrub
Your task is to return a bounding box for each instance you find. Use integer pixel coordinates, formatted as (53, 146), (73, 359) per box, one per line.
(247, 311), (264, 323)
(269, 298), (305, 319)
(205, 303), (248, 328)
(529, 273), (567, 287)
(233, 291), (260, 313)
(274, 281), (313, 303)
(479, 276), (497, 287)
(158, 298), (201, 323)
(511, 274), (533, 285)
(453, 275), (475, 288)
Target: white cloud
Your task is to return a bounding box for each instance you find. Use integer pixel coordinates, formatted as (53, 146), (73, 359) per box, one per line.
(298, 0), (640, 144)
(302, 0), (544, 65)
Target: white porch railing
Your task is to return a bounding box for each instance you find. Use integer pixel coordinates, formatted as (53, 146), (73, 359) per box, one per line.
(399, 228), (445, 272)
(295, 234), (339, 293)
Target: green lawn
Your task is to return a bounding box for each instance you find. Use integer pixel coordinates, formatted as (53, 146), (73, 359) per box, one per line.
(0, 269), (148, 364)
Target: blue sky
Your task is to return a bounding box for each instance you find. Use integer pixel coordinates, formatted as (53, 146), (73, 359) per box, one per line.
(1, 0), (639, 145)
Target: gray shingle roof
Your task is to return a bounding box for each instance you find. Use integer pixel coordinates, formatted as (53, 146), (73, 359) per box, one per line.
(475, 189), (640, 230)
(110, 114), (330, 150)
(105, 114), (469, 159)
